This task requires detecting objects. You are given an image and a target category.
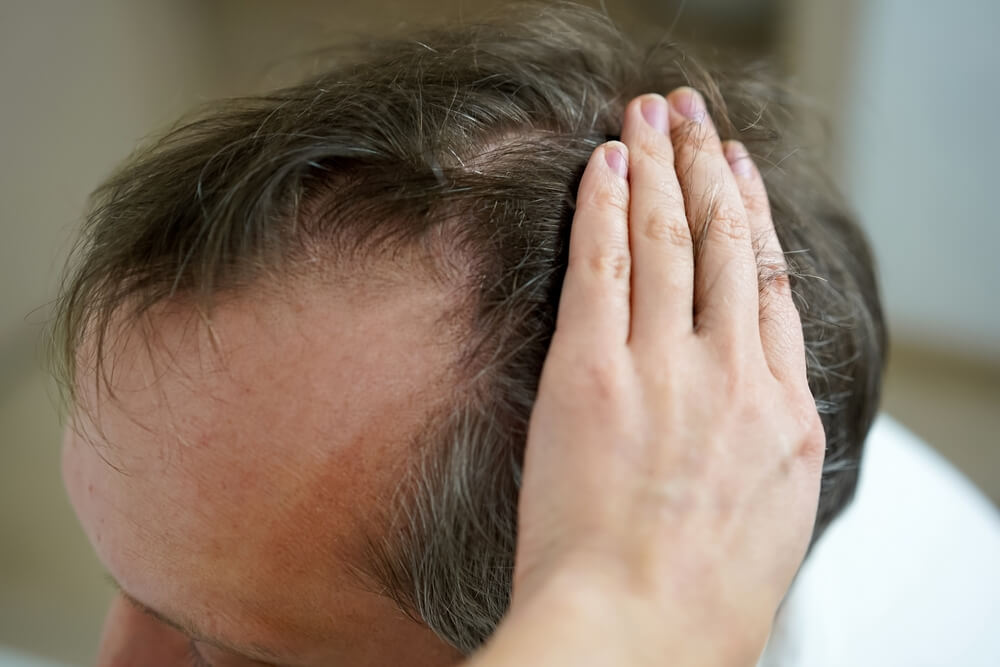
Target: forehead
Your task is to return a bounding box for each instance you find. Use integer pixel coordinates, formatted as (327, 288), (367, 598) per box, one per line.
(63, 278), (461, 654)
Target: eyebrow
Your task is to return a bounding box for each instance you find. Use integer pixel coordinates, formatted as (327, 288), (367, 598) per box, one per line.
(106, 574), (290, 665)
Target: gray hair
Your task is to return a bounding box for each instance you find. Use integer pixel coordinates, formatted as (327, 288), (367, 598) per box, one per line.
(51, 2), (886, 654)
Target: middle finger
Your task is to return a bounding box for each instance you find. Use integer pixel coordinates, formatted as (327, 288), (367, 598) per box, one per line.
(620, 93), (695, 346)
(668, 87), (760, 344)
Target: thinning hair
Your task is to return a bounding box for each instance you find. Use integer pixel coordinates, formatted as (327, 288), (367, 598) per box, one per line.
(51, 2), (886, 654)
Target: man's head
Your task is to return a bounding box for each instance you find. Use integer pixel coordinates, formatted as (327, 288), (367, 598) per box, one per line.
(55, 3), (885, 664)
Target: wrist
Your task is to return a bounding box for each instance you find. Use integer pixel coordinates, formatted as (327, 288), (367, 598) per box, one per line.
(469, 568), (767, 667)
(468, 573), (624, 667)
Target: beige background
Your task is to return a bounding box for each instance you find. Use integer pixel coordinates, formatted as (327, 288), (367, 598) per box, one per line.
(1, 0), (997, 663)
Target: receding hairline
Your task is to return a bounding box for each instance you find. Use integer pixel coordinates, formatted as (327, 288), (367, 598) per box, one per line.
(60, 194), (490, 412)
(46, 2), (630, 405)
(48, 2), (885, 653)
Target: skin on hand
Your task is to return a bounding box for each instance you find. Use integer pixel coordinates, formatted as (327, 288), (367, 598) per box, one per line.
(471, 89), (825, 667)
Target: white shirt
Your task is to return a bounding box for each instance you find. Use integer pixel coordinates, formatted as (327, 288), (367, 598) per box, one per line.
(760, 416), (1000, 666)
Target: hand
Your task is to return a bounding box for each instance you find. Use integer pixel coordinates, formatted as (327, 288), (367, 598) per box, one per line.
(472, 89), (825, 666)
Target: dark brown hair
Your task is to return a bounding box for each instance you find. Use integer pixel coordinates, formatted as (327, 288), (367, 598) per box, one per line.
(52, 2), (886, 654)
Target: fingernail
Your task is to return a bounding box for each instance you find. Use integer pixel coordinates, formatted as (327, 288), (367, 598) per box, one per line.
(640, 95), (668, 133)
(671, 87), (706, 123)
(725, 141), (753, 177)
(604, 142), (628, 178)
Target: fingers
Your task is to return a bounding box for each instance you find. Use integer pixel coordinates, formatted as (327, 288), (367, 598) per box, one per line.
(667, 88), (760, 343)
(723, 141), (808, 383)
(561, 91), (798, 382)
(620, 94), (695, 343)
(556, 141), (632, 347)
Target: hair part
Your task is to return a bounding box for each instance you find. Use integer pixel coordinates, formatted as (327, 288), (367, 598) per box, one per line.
(51, 2), (886, 654)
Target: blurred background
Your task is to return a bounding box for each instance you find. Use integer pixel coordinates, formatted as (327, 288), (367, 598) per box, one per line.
(1, 0), (997, 663)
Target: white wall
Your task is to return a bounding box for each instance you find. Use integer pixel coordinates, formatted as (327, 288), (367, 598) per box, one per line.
(0, 0), (214, 356)
(787, 0), (1000, 362)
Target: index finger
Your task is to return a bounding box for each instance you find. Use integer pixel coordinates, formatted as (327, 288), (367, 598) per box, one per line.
(555, 141), (633, 347)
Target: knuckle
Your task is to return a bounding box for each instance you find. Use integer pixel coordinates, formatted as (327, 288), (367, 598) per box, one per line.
(589, 246), (631, 281)
(789, 394), (826, 455)
(633, 135), (673, 165)
(642, 210), (691, 247)
(709, 204), (751, 243)
(799, 412), (827, 459)
(581, 183), (629, 217)
(766, 271), (794, 305)
(761, 262), (791, 291)
(581, 356), (627, 403)
(758, 260), (793, 304)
